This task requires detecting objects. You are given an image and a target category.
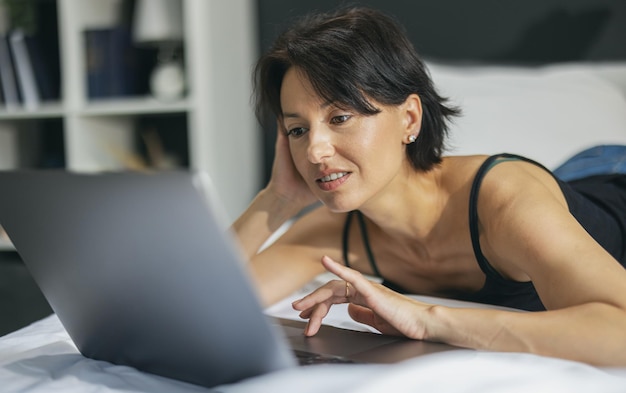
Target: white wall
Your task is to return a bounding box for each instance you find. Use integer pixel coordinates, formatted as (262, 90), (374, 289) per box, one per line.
(185, 0), (260, 221)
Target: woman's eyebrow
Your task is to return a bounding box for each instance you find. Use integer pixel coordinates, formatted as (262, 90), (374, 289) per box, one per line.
(282, 102), (335, 119)
(282, 112), (301, 119)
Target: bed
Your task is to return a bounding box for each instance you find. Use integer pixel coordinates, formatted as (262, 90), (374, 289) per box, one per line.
(3, 1), (626, 392)
(3, 277), (626, 393)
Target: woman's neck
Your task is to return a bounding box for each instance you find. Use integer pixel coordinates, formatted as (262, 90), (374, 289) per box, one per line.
(358, 164), (447, 241)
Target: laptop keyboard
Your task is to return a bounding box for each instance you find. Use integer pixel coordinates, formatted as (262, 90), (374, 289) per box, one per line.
(293, 349), (355, 365)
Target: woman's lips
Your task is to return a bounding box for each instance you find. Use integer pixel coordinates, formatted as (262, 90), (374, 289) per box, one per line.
(316, 172), (350, 191)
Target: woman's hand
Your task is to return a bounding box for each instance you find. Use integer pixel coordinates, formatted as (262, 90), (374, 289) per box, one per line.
(292, 256), (433, 339)
(231, 123), (318, 263)
(265, 123), (317, 211)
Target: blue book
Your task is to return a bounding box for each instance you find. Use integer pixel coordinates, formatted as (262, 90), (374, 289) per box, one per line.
(84, 27), (148, 99)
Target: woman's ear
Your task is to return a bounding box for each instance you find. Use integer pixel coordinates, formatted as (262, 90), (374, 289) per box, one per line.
(402, 94), (423, 143)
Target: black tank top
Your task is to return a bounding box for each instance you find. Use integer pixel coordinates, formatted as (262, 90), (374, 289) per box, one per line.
(342, 153), (626, 311)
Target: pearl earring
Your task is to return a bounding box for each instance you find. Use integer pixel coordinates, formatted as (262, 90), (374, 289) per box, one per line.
(408, 134), (417, 143)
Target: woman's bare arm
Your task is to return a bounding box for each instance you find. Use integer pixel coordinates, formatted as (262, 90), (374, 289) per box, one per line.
(295, 252), (626, 366)
(231, 126), (317, 259)
(231, 188), (302, 260)
(464, 162), (626, 364)
(427, 298), (626, 366)
(243, 206), (346, 306)
(293, 162), (626, 366)
(230, 125), (329, 304)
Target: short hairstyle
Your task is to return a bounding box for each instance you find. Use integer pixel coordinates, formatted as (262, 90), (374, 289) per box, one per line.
(254, 7), (460, 171)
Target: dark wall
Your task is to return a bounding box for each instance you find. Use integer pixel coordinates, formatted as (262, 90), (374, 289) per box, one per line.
(255, 0), (626, 182)
(257, 0), (626, 63)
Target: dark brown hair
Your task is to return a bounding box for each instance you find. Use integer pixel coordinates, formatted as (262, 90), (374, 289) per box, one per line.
(254, 7), (460, 171)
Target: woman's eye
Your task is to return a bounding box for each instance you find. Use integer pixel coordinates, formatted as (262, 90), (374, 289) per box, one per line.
(287, 127), (308, 137)
(330, 115), (351, 125)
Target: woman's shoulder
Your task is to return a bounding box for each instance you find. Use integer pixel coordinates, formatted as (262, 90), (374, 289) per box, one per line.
(439, 154), (490, 186)
(442, 153), (552, 183)
(453, 153), (568, 217)
(439, 154), (564, 210)
(442, 154), (489, 169)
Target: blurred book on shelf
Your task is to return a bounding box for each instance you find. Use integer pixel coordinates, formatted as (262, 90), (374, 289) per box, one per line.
(0, 33), (20, 110)
(84, 27), (155, 99)
(9, 28), (40, 109)
(0, 0), (60, 110)
(24, 30), (59, 101)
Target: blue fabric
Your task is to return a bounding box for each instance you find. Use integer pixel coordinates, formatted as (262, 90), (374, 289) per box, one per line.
(553, 145), (626, 182)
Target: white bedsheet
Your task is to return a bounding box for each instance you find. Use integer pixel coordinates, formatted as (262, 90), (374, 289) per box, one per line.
(2, 276), (626, 393)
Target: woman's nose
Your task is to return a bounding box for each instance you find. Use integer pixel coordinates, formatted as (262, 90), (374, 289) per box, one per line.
(306, 128), (334, 164)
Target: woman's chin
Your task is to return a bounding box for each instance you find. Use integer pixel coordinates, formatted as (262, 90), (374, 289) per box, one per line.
(318, 197), (361, 213)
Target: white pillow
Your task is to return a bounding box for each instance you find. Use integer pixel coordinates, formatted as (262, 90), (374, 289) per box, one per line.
(427, 62), (626, 169)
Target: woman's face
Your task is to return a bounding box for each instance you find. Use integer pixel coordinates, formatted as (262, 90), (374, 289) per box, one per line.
(279, 67), (416, 212)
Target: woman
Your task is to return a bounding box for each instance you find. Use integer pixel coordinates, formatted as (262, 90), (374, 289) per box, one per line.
(233, 7), (626, 366)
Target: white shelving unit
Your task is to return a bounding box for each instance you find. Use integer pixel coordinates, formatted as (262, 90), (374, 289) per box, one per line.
(0, 0), (260, 226)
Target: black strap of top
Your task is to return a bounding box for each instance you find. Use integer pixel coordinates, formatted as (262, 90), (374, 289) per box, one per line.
(468, 153), (551, 281)
(341, 212), (353, 268)
(342, 211), (382, 277)
(341, 153), (549, 284)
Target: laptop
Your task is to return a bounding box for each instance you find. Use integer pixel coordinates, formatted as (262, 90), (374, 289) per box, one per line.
(0, 170), (458, 388)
